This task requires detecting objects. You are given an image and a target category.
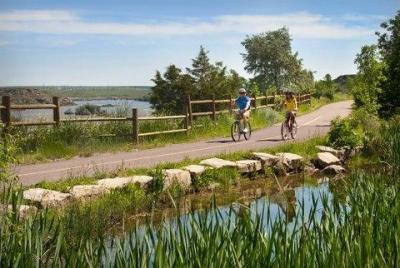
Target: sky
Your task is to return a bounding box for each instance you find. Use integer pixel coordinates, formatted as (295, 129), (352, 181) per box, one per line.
(0, 0), (399, 86)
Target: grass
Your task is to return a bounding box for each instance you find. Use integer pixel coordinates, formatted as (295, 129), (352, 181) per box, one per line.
(2, 108), (400, 266)
(13, 96), (344, 164)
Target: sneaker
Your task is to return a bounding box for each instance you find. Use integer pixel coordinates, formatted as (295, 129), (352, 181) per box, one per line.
(242, 128), (248, 133)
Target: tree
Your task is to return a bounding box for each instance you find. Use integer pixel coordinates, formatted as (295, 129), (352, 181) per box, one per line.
(376, 10), (400, 117)
(241, 27), (306, 91)
(314, 74), (337, 100)
(150, 65), (194, 114)
(348, 45), (383, 114)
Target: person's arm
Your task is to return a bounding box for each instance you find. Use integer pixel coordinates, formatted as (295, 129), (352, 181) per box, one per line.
(244, 97), (251, 111)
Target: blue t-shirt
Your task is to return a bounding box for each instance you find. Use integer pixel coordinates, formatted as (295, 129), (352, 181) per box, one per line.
(235, 96), (251, 110)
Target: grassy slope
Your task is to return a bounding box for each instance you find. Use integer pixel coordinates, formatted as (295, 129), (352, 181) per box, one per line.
(41, 86), (151, 99)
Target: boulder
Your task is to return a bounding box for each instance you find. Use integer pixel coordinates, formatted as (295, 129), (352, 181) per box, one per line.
(163, 169), (192, 189)
(276, 153), (304, 171)
(251, 152), (280, 167)
(23, 188), (71, 207)
(315, 152), (341, 169)
(97, 176), (153, 190)
(183, 165), (207, 176)
(322, 165), (345, 176)
(70, 185), (108, 199)
(199, 158), (237, 169)
(236, 160), (262, 173)
(207, 182), (221, 191)
(0, 204), (38, 218)
(316, 146), (340, 156)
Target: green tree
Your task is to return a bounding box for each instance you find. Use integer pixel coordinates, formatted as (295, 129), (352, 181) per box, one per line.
(241, 27), (305, 91)
(349, 45), (383, 114)
(150, 65), (194, 114)
(314, 74), (336, 100)
(376, 10), (400, 117)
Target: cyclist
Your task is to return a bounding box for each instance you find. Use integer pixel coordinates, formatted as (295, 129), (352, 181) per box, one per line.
(232, 88), (251, 133)
(283, 90), (298, 131)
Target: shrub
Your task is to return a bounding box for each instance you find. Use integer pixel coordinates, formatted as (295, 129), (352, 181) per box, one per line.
(328, 117), (363, 148)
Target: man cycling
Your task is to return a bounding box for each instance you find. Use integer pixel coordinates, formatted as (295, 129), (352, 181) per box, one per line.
(283, 90), (298, 131)
(232, 88), (251, 133)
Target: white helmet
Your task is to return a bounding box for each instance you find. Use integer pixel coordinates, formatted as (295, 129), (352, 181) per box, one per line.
(239, 88), (247, 94)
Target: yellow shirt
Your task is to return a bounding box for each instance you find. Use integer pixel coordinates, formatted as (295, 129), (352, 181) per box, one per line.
(285, 97), (298, 111)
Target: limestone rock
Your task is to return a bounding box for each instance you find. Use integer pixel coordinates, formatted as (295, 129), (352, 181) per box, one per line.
(315, 152), (341, 168)
(316, 146), (341, 156)
(207, 182), (221, 191)
(322, 165), (345, 175)
(236, 160), (262, 173)
(199, 158), (237, 169)
(276, 153), (304, 171)
(183, 165), (207, 176)
(23, 188), (71, 207)
(163, 169), (192, 189)
(1, 204), (38, 218)
(70, 185), (108, 199)
(251, 152), (280, 167)
(97, 176), (153, 190)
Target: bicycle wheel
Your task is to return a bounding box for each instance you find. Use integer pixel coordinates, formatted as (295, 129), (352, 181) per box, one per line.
(281, 122), (289, 140)
(290, 121), (298, 139)
(231, 121), (241, 142)
(243, 122), (252, 140)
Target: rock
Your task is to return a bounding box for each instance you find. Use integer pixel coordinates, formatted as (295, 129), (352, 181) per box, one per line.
(251, 152), (280, 167)
(199, 158), (237, 169)
(315, 152), (341, 169)
(304, 164), (319, 174)
(0, 204), (38, 218)
(316, 145), (339, 155)
(207, 182), (221, 191)
(183, 165), (207, 176)
(272, 161), (287, 176)
(236, 160), (262, 173)
(70, 185), (108, 199)
(163, 169), (192, 189)
(97, 176), (153, 190)
(23, 188), (71, 207)
(317, 177), (330, 184)
(322, 165), (345, 176)
(276, 153), (304, 171)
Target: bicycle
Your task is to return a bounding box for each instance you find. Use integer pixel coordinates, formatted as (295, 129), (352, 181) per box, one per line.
(231, 114), (252, 142)
(281, 114), (298, 140)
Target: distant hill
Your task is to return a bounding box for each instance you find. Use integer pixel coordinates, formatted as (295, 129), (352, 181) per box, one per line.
(40, 86), (151, 101)
(334, 74), (356, 93)
(0, 88), (74, 105)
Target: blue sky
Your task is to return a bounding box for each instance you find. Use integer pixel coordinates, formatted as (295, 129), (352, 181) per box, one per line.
(0, 0), (398, 86)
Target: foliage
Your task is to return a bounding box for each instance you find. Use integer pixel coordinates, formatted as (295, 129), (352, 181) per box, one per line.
(376, 10), (400, 117)
(314, 74), (336, 100)
(75, 103), (105, 116)
(348, 45), (383, 114)
(328, 116), (364, 148)
(241, 27), (313, 91)
(150, 46), (245, 114)
(0, 129), (18, 183)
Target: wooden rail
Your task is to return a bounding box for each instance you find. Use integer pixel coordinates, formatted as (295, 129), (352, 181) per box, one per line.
(0, 93), (310, 143)
(187, 93), (311, 126)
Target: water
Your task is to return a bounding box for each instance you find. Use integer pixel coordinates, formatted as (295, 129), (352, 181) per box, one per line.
(11, 99), (152, 122)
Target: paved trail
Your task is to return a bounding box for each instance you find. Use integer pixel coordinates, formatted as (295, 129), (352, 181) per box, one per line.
(16, 101), (352, 186)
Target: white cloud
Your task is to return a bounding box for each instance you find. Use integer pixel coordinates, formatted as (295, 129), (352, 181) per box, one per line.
(0, 10), (375, 39)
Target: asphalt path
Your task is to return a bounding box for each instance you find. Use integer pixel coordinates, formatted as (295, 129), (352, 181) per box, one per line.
(15, 100), (352, 186)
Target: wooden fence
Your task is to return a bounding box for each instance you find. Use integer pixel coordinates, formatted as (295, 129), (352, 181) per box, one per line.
(187, 93), (311, 124)
(0, 93), (310, 143)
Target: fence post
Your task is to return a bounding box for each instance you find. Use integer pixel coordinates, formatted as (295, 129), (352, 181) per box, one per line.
(272, 93), (276, 110)
(132, 108), (139, 144)
(229, 95), (233, 115)
(187, 95), (192, 126)
(212, 95), (216, 121)
(184, 105), (189, 134)
(52, 96), (60, 127)
(253, 94), (257, 110)
(1, 96), (11, 131)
